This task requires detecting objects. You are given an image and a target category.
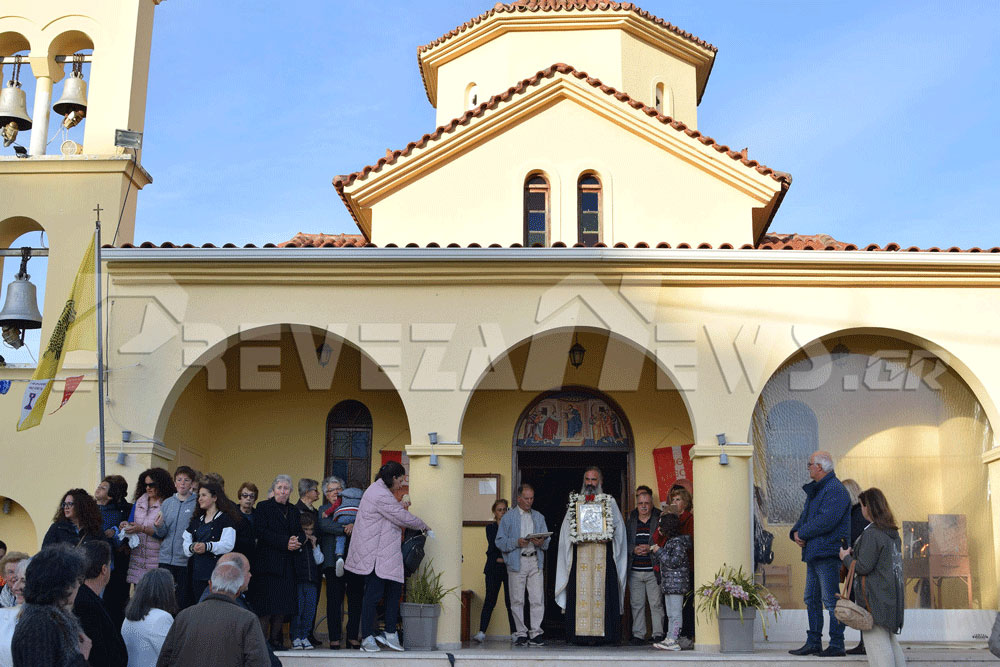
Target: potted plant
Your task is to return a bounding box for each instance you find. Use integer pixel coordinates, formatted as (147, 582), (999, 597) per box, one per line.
(400, 559), (457, 651)
(695, 564), (781, 653)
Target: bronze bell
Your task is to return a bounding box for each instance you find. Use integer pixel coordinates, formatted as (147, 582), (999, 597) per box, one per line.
(0, 81), (32, 147)
(0, 274), (43, 331)
(53, 72), (88, 128)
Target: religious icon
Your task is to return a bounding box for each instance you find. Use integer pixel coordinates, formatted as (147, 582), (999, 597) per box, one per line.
(576, 502), (606, 536)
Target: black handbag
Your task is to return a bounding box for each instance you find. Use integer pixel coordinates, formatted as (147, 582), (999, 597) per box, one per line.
(402, 528), (426, 576)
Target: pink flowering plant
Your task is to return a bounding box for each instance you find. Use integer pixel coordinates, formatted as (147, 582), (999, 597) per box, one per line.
(696, 565), (781, 634)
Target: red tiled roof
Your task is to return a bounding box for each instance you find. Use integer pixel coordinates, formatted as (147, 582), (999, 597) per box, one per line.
(105, 234), (1000, 253)
(417, 1), (717, 106)
(419, 1), (716, 56)
(278, 232), (366, 248)
(334, 63), (791, 232)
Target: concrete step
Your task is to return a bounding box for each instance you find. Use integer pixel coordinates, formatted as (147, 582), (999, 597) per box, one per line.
(274, 643), (995, 666)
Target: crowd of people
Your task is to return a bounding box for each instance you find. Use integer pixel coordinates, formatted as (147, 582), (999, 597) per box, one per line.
(0, 459), (430, 665)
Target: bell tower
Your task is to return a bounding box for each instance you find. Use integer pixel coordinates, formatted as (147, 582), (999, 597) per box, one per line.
(0, 0), (162, 346)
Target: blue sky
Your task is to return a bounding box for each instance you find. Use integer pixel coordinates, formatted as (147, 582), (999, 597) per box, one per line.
(134, 0), (1000, 249)
(2, 0), (999, 364)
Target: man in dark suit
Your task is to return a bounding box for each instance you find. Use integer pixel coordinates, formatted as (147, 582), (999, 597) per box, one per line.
(73, 540), (128, 667)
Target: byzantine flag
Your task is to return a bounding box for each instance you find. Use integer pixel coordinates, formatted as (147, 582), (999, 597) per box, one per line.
(17, 236), (97, 431)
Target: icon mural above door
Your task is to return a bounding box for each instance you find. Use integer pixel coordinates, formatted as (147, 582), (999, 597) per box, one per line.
(516, 391), (628, 448)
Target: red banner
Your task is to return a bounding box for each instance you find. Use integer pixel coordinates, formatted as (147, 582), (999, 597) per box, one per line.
(652, 444), (694, 503)
(380, 450), (410, 500)
(50, 375), (84, 414)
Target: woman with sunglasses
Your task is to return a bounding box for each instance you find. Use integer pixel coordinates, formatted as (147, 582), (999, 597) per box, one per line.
(123, 468), (175, 588)
(233, 482), (259, 557)
(41, 488), (103, 548)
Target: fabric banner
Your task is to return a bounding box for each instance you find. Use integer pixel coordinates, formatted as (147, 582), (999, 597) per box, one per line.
(50, 375), (84, 414)
(652, 444), (694, 502)
(380, 450), (410, 500)
(0, 380), (10, 395)
(17, 236), (97, 431)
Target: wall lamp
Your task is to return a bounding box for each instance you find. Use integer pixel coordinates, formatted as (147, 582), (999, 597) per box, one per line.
(427, 432), (460, 467)
(716, 433), (729, 465)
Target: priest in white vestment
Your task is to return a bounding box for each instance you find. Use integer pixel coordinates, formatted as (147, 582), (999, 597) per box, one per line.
(554, 466), (627, 644)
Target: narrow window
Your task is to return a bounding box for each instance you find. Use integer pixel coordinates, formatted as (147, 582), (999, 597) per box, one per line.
(655, 83), (664, 113)
(524, 175), (550, 247)
(466, 83), (479, 110)
(577, 174), (602, 247)
(326, 400), (372, 489)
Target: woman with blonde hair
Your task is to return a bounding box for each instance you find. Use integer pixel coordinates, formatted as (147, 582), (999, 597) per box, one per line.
(839, 488), (904, 667)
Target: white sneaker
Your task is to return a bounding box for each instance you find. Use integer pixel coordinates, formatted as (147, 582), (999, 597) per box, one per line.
(300, 638), (314, 650)
(473, 630), (487, 643)
(336, 557), (345, 577)
(653, 639), (681, 651)
(376, 631), (404, 651)
(360, 636), (380, 652)
(291, 638), (304, 650)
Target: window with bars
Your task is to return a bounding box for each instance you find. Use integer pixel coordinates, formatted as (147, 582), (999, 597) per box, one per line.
(524, 174), (550, 247)
(325, 400), (372, 489)
(577, 174), (602, 246)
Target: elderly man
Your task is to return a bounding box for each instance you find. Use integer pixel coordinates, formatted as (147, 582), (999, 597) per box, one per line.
(495, 483), (550, 647)
(157, 557), (270, 667)
(555, 467), (627, 645)
(788, 450), (851, 658)
(626, 487), (664, 644)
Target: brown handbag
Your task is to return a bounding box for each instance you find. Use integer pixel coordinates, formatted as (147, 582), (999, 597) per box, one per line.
(835, 560), (874, 631)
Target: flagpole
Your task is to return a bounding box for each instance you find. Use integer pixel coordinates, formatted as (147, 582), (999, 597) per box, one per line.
(94, 209), (106, 480)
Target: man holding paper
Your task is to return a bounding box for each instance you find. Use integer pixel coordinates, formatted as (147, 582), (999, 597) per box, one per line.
(495, 483), (550, 646)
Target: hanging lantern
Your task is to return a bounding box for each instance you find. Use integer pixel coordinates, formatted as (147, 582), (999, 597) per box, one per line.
(53, 55), (87, 129)
(0, 57), (32, 148)
(569, 333), (586, 369)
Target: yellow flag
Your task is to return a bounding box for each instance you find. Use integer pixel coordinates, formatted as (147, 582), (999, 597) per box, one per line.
(17, 236), (97, 431)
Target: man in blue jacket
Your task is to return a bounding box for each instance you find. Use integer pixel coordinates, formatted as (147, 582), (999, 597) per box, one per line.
(496, 483), (550, 647)
(788, 450), (851, 657)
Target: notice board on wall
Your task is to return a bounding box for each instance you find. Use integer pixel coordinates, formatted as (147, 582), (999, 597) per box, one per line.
(463, 474), (500, 526)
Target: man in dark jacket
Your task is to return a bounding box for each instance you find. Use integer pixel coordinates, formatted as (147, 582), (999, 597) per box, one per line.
(625, 486), (663, 643)
(157, 558), (270, 667)
(72, 540), (128, 667)
(788, 450), (851, 657)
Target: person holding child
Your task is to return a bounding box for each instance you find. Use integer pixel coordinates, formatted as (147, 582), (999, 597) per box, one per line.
(649, 513), (692, 652)
(318, 476), (364, 649)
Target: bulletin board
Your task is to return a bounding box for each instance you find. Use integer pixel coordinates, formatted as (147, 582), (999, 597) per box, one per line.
(463, 474), (501, 526)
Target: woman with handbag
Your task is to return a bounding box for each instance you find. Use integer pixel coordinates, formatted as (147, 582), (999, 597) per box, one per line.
(839, 488), (904, 666)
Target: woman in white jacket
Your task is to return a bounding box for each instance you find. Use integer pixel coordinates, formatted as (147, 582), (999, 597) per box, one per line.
(121, 568), (177, 667)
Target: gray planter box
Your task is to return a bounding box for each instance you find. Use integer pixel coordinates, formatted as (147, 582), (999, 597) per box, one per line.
(400, 602), (441, 651)
(718, 604), (756, 653)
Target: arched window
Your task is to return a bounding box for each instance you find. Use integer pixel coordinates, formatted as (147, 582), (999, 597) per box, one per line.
(524, 174), (550, 247)
(654, 82), (672, 116)
(763, 400), (818, 524)
(325, 400), (372, 489)
(577, 174), (601, 246)
(466, 83), (479, 110)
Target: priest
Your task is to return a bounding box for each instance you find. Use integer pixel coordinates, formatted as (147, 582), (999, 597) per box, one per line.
(554, 466), (627, 645)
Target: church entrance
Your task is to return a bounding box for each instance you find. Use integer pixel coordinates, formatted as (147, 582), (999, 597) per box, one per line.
(511, 387), (634, 639)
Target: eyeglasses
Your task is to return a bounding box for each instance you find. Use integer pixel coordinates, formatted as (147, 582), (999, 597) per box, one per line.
(145, 482), (157, 488)
(326, 487), (342, 494)
(239, 493), (256, 499)
(62, 501), (75, 508)
(806, 462), (819, 469)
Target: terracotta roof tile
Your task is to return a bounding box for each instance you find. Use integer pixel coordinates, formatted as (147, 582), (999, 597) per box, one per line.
(418, 1), (716, 58)
(334, 63), (791, 232)
(103, 234), (1000, 254)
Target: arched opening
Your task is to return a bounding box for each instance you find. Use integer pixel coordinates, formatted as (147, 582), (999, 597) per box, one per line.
(46, 31), (95, 155)
(752, 333), (996, 621)
(654, 82), (672, 116)
(0, 41), (32, 157)
(577, 173), (601, 246)
(460, 327), (694, 637)
(465, 82), (479, 110)
(326, 399), (373, 489)
(523, 173), (550, 247)
(0, 219), (48, 365)
(0, 496), (38, 552)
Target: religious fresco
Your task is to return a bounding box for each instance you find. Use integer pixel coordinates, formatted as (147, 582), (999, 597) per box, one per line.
(516, 392), (628, 447)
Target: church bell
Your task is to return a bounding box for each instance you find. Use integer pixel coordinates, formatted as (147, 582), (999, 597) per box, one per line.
(0, 81), (32, 147)
(53, 71), (88, 129)
(0, 249), (43, 331)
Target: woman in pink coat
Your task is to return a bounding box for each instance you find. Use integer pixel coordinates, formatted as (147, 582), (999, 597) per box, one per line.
(346, 461), (428, 653)
(123, 467), (173, 586)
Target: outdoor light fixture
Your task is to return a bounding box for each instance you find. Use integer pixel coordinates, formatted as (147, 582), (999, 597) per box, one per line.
(114, 129), (142, 149)
(716, 432), (729, 465)
(317, 343), (333, 367)
(831, 342), (850, 367)
(426, 431), (462, 467)
(569, 333), (586, 369)
(1, 499), (10, 515)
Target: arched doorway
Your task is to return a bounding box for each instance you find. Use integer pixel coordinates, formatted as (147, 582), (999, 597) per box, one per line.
(512, 387), (634, 635)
